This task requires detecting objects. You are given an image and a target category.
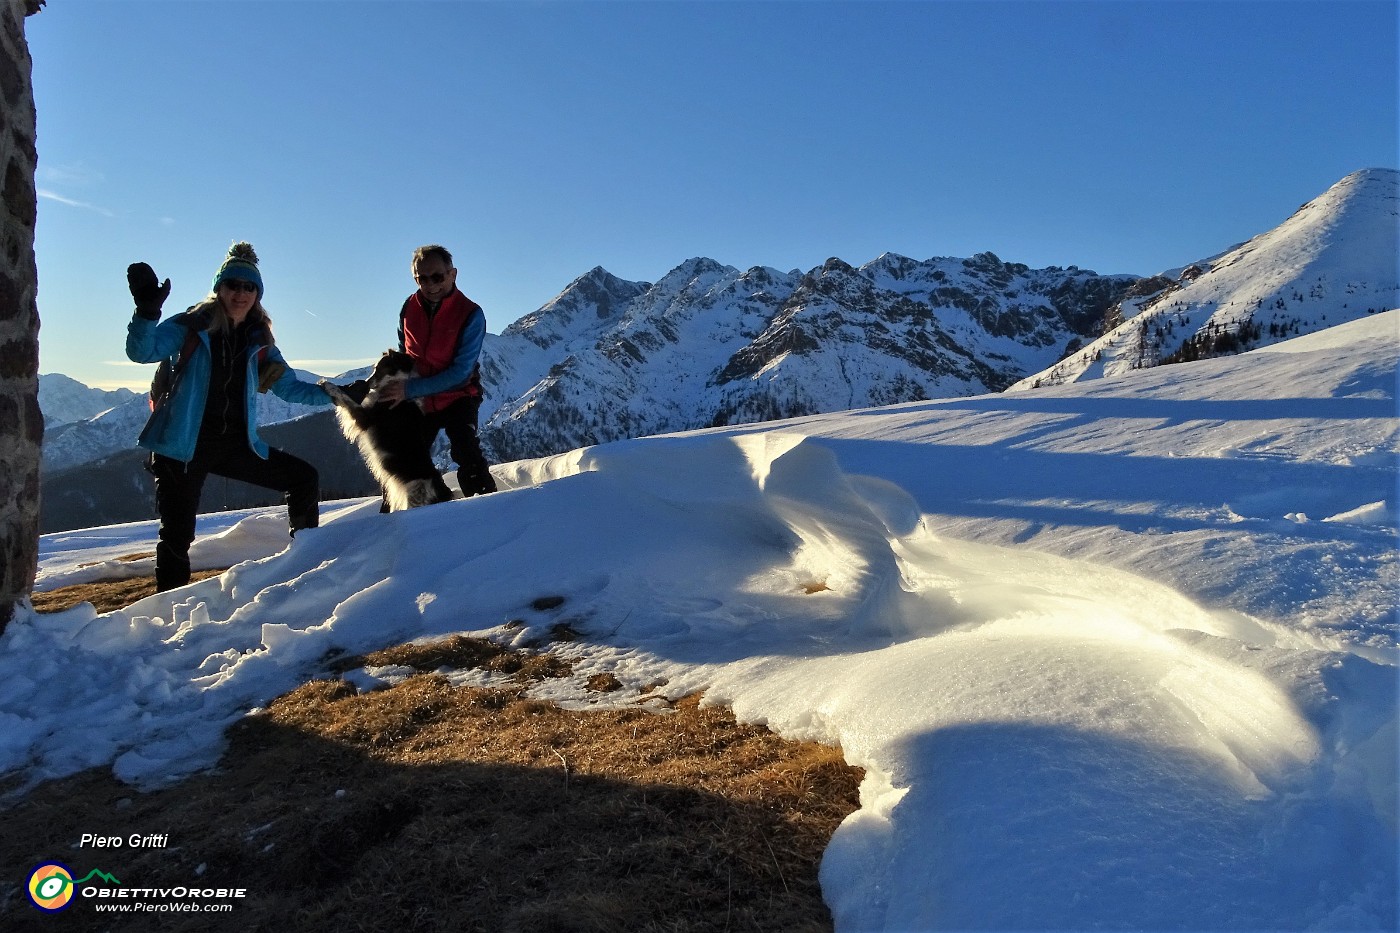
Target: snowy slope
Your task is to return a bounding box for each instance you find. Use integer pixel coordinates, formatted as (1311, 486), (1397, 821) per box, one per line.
(10, 310), (1396, 931)
(1013, 168), (1400, 388)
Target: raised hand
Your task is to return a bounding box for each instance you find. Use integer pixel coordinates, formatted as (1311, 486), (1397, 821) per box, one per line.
(127, 262), (171, 320)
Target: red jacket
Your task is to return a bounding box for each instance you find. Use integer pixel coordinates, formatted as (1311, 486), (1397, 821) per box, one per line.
(399, 289), (485, 413)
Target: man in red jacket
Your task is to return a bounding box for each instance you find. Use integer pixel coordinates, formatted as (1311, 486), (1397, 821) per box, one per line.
(377, 244), (497, 497)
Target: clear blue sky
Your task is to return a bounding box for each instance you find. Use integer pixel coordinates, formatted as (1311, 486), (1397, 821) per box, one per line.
(28, 0), (1398, 390)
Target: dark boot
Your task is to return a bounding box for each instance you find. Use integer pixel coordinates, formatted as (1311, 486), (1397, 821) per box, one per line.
(155, 541), (192, 592)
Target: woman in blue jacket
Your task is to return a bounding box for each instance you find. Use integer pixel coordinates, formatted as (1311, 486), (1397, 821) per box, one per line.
(125, 242), (333, 591)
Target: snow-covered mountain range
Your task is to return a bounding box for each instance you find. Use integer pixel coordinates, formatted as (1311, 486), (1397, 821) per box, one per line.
(37, 169), (1398, 532)
(476, 168), (1397, 459)
(475, 255), (1136, 462)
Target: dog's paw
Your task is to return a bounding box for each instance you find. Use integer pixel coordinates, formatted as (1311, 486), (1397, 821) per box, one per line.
(405, 480), (432, 510)
(319, 380), (353, 407)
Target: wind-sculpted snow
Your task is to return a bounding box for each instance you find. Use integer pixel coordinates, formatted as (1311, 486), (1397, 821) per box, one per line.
(11, 313), (1397, 930)
(503, 437), (1393, 929)
(9, 435), (1335, 792)
(6, 435), (1393, 929)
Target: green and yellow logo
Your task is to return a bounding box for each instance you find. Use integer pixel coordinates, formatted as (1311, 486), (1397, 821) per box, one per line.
(26, 862), (121, 912)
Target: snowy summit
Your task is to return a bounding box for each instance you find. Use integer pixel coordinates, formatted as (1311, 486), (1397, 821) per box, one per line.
(1015, 168), (1400, 388)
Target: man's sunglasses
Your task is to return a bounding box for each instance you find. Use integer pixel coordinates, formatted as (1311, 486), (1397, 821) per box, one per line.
(220, 280), (258, 294)
(415, 271), (449, 285)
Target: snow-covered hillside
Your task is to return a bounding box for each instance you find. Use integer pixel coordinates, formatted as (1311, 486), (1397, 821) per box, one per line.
(1013, 168), (1399, 389)
(13, 310), (1397, 932)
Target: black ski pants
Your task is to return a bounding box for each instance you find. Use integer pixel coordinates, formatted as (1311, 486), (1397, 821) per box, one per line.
(429, 395), (497, 497)
(150, 433), (319, 592)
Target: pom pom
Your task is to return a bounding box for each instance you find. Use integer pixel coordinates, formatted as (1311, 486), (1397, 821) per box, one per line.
(212, 242), (265, 298)
(227, 241), (259, 266)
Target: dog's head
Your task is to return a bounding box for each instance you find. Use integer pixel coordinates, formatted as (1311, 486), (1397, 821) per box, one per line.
(369, 349), (415, 384)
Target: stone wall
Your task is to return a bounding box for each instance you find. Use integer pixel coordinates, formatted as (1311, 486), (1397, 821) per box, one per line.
(0, 0), (42, 632)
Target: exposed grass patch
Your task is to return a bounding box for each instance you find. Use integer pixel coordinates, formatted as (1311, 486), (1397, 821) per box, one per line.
(29, 566), (225, 615)
(5, 575), (863, 931)
(333, 633), (574, 683)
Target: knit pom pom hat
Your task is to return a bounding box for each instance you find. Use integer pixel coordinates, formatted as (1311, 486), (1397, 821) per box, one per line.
(212, 241), (264, 299)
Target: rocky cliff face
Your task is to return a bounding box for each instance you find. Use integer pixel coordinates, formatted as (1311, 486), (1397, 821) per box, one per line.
(0, 0), (42, 629)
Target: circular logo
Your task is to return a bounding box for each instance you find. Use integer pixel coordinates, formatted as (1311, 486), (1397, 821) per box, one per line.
(27, 862), (76, 912)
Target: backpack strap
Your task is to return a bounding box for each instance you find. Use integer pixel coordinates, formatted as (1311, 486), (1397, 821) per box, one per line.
(148, 320), (204, 411)
(250, 326), (284, 392)
(174, 321), (202, 371)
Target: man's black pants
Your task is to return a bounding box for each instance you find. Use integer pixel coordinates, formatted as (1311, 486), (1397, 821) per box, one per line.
(150, 434), (319, 592)
(426, 395), (497, 497)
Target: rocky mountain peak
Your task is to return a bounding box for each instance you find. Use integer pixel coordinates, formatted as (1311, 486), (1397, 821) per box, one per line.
(503, 266), (651, 350)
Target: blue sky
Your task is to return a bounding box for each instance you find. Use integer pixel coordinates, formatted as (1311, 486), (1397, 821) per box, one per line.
(28, 0), (1398, 390)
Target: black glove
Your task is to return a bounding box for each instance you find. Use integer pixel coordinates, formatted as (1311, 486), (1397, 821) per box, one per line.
(127, 262), (171, 320)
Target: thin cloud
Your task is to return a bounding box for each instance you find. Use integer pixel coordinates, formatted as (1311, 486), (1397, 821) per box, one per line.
(286, 358), (377, 375)
(38, 189), (115, 218)
(40, 164), (105, 186)
(109, 358), (375, 374)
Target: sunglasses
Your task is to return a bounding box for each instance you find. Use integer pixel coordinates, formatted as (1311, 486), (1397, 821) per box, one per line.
(415, 271), (450, 285)
(220, 280), (258, 294)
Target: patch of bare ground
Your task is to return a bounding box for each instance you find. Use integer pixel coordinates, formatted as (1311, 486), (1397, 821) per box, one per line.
(4, 576), (862, 931)
(29, 566), (226, 615)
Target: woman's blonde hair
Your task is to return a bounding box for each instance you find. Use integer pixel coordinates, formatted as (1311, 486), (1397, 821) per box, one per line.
(192, 296), (275, 342)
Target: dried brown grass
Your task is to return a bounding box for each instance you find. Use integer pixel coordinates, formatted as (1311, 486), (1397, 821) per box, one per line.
(29, 567), (225, 615)
(2, 575), (863, 931)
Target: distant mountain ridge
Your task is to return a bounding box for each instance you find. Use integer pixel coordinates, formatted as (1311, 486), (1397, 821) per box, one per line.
(477, 253), (1136, 461)
(37, 374), (139, 427)
(40, 369), (345, 474)
(38, 168), (1398, 532)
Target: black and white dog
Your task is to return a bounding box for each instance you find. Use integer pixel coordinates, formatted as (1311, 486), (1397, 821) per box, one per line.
(320, 350), (453, 511)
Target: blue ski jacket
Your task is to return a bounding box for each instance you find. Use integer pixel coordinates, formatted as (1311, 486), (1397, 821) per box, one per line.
(126, 308), (332, 463)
